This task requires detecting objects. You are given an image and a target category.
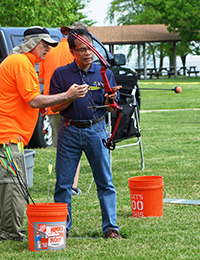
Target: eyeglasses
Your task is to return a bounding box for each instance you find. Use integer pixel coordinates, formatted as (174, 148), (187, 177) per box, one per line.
(74, 47), (93, 54)
(41, 41), (50, 49)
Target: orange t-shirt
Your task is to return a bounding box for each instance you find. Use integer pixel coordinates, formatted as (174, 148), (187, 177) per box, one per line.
(0, 52), (40, 146)
(39, 38), (74, 114)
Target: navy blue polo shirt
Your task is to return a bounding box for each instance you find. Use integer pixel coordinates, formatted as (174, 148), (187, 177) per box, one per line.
(50, 61), (119, 120)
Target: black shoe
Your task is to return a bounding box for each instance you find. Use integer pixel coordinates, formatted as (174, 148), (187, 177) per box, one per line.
(105, 229), (122, 239)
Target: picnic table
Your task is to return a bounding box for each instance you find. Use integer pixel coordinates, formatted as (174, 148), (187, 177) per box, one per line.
(135, 66), (199, 79)
(187, 66), (199, 77)
(135, 68), (164, 79)
(135, 68), (144, 79)
(177, 67), (187, 76)
(146, 68), (158, 79)
(168, 66), (199, 77)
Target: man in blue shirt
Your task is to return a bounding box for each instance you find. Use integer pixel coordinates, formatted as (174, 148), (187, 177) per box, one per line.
(50, 28), (121, 239)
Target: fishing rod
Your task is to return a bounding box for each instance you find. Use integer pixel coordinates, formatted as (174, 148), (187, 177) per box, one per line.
(139, 86), (182, 93)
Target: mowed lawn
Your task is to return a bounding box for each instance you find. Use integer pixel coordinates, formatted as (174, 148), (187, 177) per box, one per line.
(0, 76), (200, 259)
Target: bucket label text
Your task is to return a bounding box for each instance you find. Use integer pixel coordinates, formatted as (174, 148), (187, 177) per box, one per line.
(33, 221), (66, 250)
(131, 193), (144, 217)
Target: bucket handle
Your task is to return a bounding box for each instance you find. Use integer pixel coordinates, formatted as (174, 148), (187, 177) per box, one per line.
(162, 186), (166, 198)
(26, 214), (71, 238)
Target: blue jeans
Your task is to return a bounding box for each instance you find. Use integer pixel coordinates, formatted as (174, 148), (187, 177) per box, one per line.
(54, 119), (119, 233)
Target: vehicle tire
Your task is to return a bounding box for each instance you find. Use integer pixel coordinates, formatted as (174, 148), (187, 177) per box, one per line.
(28, 113), (53, 148)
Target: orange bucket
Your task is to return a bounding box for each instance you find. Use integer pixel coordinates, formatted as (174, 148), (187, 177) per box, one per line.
(26, 203), (68, 251)
(128, 176), (164, 218)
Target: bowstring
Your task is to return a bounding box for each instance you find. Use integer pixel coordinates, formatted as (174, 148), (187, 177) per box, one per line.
(78, 70), (106, 138)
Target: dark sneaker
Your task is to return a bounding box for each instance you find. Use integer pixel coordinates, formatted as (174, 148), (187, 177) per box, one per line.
(105, 229), (122, 239)
(71, 187), (82, 196)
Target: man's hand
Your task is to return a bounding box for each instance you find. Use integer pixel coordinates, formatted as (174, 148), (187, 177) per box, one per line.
(104, 85), (122, 112)
(104, 85), (122, 100)
(39, 108), (48, 117)
(50, 83), (89, 113)
(67, 83), (89, 100)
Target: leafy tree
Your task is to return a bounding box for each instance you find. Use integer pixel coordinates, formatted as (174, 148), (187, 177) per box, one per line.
(108, 0), (200, 41)
(0, 0), (91, 27)
(107, 0), (162, 25)
(107, 0), (200, 70)
(143, 0), (200, 42)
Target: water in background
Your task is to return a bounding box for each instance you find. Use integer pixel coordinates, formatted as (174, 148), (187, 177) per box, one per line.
(113, 45), (200, 75)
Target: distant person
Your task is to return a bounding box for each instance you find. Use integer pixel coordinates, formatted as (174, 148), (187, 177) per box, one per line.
(39, 22), (88, 196)
(0, 26), (89, 242)
(50, 27), (122, 238)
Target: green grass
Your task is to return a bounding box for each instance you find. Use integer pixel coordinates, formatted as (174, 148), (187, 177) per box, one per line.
(1, 77), (200, 259)
(139, 77), (200, 110)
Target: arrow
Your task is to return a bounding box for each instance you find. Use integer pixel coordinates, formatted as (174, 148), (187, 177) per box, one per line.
(17, 137), (28, 189)
(2, 141), (35, 205)
(87, 105), (110, 109)
(47, 160), (53, 204)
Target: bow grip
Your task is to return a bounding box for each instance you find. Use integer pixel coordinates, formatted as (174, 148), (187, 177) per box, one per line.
(100, 66), (114, 104)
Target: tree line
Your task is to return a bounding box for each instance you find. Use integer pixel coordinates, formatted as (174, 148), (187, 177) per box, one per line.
(107, 0), (200, 71)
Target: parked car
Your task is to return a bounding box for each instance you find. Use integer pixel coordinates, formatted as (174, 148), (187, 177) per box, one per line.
(0, 27), (140, 148)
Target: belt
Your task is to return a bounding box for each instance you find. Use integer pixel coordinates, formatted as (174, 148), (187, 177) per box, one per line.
(61, 116), (105, 128)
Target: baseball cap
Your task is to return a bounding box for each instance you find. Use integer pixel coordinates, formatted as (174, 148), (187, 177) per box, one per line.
(23, 26), (58, 47)
(61, 22), (88, 35)
(10, 26), (58, 54)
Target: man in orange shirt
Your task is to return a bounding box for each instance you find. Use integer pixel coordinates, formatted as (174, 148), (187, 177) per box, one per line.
(0, 26), (89, 241)
(39, 34), (74, 145)
(39, 23), (88, 196)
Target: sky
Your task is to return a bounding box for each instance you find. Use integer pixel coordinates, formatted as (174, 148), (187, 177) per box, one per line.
(83, 0), (112, 26)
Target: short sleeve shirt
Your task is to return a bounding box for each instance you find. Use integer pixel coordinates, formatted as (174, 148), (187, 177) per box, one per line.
(39, 38), (74, 114)
(50, 61), (118, 120)
(0, 52), (40, 145)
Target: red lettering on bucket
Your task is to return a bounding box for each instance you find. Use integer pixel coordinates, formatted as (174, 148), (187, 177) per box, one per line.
(50, 237), (61, 243)
(50, 226), (63, 233)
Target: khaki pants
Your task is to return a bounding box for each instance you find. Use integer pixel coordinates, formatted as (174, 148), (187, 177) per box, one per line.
(0, 144), (26, 241)
(0, 183), (26, 240)
(49, 114), (61, 148)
